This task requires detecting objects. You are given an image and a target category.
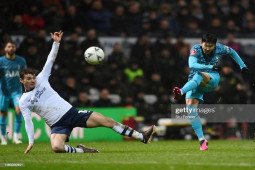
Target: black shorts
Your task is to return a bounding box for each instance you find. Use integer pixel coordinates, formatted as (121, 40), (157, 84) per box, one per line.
(51, 107), (93, 142)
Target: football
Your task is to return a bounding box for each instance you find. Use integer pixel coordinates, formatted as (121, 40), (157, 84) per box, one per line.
(84, 46), (104, 65)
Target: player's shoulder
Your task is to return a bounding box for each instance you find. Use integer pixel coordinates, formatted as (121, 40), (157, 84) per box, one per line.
(190, 44), (202, 56)
(215, 43), (230, 53)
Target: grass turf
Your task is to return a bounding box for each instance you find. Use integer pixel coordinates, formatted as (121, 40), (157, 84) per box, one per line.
(0, 140), (255, 170)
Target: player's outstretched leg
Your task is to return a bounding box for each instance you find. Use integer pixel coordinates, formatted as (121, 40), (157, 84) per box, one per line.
(51, 134), (99, 153)
(187, 105), (207, 150)
(0, 113), (7, 145)
(87, 112), (156, 144)
(173, 72), (204, 100)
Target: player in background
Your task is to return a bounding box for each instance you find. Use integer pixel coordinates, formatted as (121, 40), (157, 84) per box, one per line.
(0, 40), (27, 145)
(19, 31), (155, 154)
(172, 33), (248, 150)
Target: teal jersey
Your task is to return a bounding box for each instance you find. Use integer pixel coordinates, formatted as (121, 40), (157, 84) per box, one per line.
(188, 43), (246, 79)
(0, 55), (27, 95)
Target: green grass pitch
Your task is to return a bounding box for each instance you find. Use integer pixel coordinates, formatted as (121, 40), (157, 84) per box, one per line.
(0, 140), (255, 170)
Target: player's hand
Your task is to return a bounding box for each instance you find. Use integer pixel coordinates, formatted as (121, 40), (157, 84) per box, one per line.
(50, 30), (63, 43)
(24, 143), (33, 154)
(241, 67), (249, 74)
(212, 65), (222, 72)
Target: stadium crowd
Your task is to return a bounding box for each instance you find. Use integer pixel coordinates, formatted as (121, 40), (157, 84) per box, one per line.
(1, 0), (255, 124)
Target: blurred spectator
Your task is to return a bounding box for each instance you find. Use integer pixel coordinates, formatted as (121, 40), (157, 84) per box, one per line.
(124, 62), (144, 83)
(134, 91), (154, 124)
(148, 11), (159, 33)
(217, 0), (230, 17)
(106, 76), (128, 98)
(157, 3), (179, 35)
(229, 5), (243, 28)
(73, 91), (93, 108)
(225, 33), (242, 54)
(130, 34), (152, 71)
(126, 1), (142, 36)
(176, 7), (190, 29)
(184, 20), (202, 37)
(42, 3), (63, 32)
(87, 0), (112, 35)
(145, 73), (166, 97)
(122, 95), (135, 108)
(94, 88), (113, 107)
(110, 5), (127, 36)
(173, 35), (190, 55)
(156, 19), (175, 38)
(107, 43), (127, 68)
(62, 5), (87, 34)
(5, 15), (28, 35)
(216, 64), (246, 104)
(208, 17), (227, 38)
(60, 76), (79, 105)
(79, 29), (102, 51)
(22, 4), (45, 31)
(226, 19), (240, 36)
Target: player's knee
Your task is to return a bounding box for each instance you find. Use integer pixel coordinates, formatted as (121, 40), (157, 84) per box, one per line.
(52, 145), (65, 153)
(193, 73), (204, 85)
(104, 117), (116, 127)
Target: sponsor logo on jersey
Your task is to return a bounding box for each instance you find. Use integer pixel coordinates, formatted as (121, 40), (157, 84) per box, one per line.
(5, 71), (20, 77)
(28, 87), (46, 104)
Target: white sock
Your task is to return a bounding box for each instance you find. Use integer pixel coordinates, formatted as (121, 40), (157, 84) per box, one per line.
(112, 123), (143, 141)
(64, 145), (84, 153)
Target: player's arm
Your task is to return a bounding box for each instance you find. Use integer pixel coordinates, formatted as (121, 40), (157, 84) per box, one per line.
(20, 106), (34, 153)
(189, 56), (214, 70)
(227, 47), (247, 69)
(38, 31), (63, 80)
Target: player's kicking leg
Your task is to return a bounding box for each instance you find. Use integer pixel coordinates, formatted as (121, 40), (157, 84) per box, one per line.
(50, 133), (99, 153)
(86, 112), (156, 144)
(173, 72), (210, 100)
(186, 98), (208, 150)
(173, 72), (211, 150)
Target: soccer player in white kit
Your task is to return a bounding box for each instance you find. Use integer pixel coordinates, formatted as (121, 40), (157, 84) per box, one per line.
(19, 31), (155, 154)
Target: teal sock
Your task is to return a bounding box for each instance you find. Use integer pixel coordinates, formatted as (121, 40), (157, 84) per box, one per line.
(187, 105), (204, 139)
(14, 114), (23, 133)
(181, 72), (203, 94)
(0, 115), (7, 135)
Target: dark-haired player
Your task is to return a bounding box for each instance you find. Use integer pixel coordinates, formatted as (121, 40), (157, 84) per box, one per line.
(173, 33), (248, 150)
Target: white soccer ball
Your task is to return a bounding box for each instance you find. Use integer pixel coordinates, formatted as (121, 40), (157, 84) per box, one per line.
(84, 46), (104, 65)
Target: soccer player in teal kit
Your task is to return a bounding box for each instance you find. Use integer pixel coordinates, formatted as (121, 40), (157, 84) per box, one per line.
(0, 40), (27, 145)
(173, 33), (248, 150)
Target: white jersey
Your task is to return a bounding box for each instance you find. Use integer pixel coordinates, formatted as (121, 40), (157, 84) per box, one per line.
(19, 42), (72, 144)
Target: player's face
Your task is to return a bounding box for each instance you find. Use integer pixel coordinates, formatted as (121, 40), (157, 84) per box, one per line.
(5, 43), (16, 56)
(20, 74), (36, 91)
(201, 42), (216, 54)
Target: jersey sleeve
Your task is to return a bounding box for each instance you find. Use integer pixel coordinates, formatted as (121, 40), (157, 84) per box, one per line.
(20, 104), (34, 144)
(220, 44), (246, 69)
(189, 56), (214, 70)
(37, 42), (60, 81)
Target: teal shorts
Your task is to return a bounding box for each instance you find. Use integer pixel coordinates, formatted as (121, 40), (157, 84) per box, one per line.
(185, 73), (220, 104)
(0, 92), (22, 111)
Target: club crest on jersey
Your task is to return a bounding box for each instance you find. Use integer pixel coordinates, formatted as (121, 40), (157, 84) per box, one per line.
(191, 50), (197, 55)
